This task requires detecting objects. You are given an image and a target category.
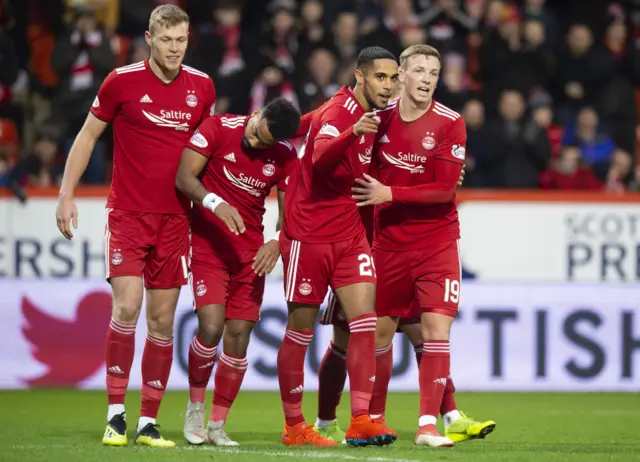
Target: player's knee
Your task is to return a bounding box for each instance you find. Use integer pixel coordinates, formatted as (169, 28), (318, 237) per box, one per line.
(112, 299), (141, 324)
(198, 319), (224, 346)
(422, 323), (450, 341)
(146, 308), (176, 339)
(223, 328), (252, 356)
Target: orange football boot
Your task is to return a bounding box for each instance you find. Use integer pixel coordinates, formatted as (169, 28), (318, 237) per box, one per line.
(282, 422), (338, 447)
(345, 414), (397, 447)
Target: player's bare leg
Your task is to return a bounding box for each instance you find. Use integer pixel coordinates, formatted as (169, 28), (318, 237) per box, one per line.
(415, 311), (455, 448)
(335, 283), (397, 446)
(184, 303), (224, 444)
(368, 315), (399, 424)
(103, 276), (143, 446)
(315, 325), (348, 443)
(279, 303), (337, 447)
(206, 319), (253, 446)
(134, 287), (180, 447)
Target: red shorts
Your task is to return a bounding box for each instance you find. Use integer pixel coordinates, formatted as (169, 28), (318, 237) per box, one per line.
(375, 239), (461, 318)
(280, 231), (376, 305)
(105, 208), (189, 289)
(189, 246), (264, 322)
(319, 293), (421, 332)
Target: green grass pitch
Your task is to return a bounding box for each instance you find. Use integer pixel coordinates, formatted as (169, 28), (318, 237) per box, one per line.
(1, 390), (639, 461)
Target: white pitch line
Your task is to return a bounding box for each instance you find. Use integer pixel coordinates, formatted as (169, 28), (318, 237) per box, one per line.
(180, 446), (424, 462)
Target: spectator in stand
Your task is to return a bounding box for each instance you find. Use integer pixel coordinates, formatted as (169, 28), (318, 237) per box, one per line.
(437, 52), (467, 112)
(522, 0), (558, 47)
(328, 8), (361, 86)
(0, 117), (18, 187)
(479, 89), (549, 188)
(23, 125), (64, 187)
(460, 98), (486, 188)
(562, 106), (616, 182)
(50, 4), (114, 184)
(605, 148), (633, 193)
(553, 24), (597, 124)
(480, 5), (554, 118)
(296, 47), (340, 113)
(539, 144), (601, 190)
(126, 35), (149, 64)
(528, 90), (562, 159)
(296, 0), (329, 61)
(190, 0), (258, 115)
(0, 7), (21, 137)
(416, 0), (477, 55)
(249, 0), (300, 113)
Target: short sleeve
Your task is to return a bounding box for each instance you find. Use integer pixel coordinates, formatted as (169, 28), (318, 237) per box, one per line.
(278, 151), (299, 191)
(90, 71), (121, 122)
(199, 77), (217, 124)
(314, 104), (355, 142)
(435, 117), (467, 165)
(186, 117), (220, 158)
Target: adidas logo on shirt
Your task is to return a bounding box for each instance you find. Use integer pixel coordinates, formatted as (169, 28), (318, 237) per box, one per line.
(379, 134), (390, 143)
(140, 94), (153, 103)
(224, 153), (236, 162)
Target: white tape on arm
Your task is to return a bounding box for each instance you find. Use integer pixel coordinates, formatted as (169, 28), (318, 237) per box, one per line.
(202, 192), (226, 213)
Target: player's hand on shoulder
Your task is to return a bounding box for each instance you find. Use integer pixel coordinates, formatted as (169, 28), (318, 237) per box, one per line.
(353, 112), (381, 136)
(55, 195), (78, 240)
(213, 202), (245, 236)
(252, 239), (280, 277)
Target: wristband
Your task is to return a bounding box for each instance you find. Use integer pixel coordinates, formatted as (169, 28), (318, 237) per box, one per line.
(268, 230), (281, 242)
(202, 192), (226, 212)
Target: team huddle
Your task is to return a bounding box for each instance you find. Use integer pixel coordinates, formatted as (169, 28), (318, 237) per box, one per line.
(55, 5), (495, 450)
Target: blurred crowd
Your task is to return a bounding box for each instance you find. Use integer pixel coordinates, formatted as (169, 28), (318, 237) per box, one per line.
(0, 0), (638, 193)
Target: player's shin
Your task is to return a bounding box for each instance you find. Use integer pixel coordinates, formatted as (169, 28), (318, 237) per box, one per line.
(140, 333), (174, 428)
(211, 351), (248, 423)
(369, 344), (393, 419)
(346, 313), (377, 417)
(317, 341), (347, 425)
(188, 335), (218, 404)
(106, 317), (136, 418)
(278, 324), (314, 427)
(440, 376), (459, 423)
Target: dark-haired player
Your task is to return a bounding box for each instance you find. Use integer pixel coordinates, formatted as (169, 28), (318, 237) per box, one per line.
(175, 98), (301, 446)
(353, 44), (495, 447)
(55, 5), (215, 447)
(277, 46), (398, 447)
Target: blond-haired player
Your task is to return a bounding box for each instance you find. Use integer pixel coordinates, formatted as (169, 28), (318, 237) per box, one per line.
(56, 5), (216, 447)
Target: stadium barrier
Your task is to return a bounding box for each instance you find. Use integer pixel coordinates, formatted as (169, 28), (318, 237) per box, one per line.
(1, 188), (639, 282)
(1, 279), (638, 391)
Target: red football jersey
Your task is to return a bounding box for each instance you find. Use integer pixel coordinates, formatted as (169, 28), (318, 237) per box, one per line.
(284, 86), (375, 243)
(186, 115), (298, 252)
(371, 99), (466, 251)
(91, 60), (216, 214)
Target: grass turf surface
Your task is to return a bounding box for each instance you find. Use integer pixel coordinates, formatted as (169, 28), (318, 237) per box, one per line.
(1, 390), (638, 461)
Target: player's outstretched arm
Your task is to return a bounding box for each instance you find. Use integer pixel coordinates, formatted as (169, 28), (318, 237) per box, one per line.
(55, 113), (108, 240)
(175, 146), (245, 235)
(312, 112), (379, 170)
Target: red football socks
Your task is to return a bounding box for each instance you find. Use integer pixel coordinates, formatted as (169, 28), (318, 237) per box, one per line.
(369, 344), (393, 417)
(317, 341), (347, 421)
(346, 313), (377, 418)
(419, 340), (450, 421)
(140, 333), (174, 419)
(105, 318), (135, 405)
(211, 351), (248, 423)
(188, 334), (218, 404)
(278, 327), (313, 426)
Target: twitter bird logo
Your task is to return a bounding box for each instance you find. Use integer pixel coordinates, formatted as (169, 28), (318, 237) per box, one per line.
(21, 291), (113, 387)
